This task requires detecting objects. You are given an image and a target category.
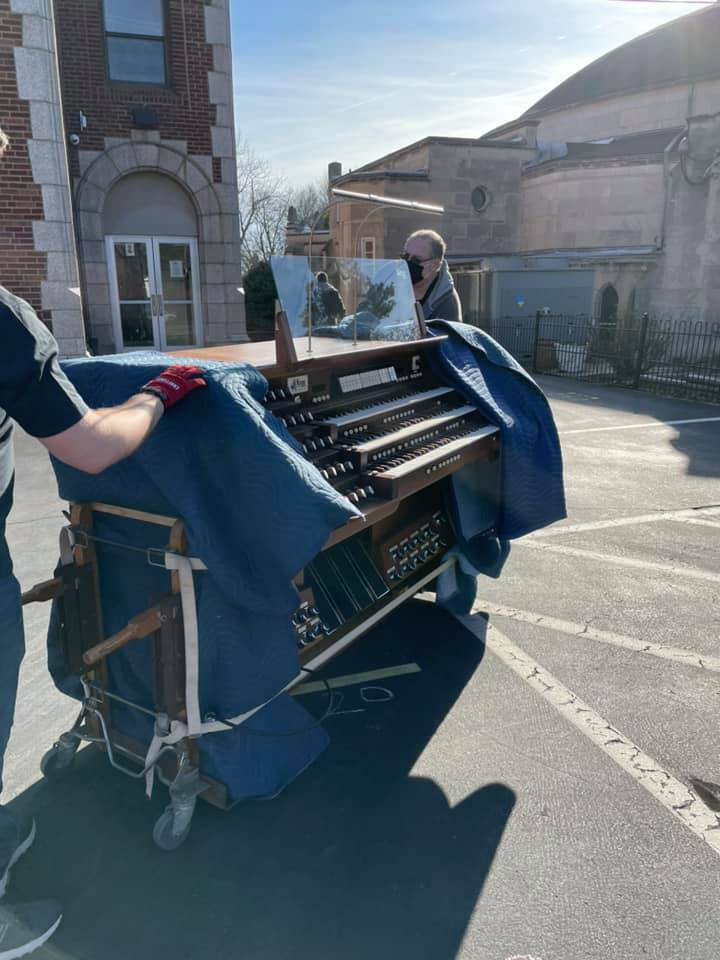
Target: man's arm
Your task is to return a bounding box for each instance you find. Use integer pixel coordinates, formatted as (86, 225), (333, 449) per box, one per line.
(40, 365), (206, 475)
(41, 393), (164, 475)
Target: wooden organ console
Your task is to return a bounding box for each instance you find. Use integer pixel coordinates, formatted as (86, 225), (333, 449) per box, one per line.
(177, 310), (502, 668)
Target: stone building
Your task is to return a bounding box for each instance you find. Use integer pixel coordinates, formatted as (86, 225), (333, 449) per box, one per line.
(0, 0), (245, 356)
(330, 6), (720, 330)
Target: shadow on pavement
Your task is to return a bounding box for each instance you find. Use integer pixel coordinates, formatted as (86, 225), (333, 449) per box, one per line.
(9, 601), (515, 960)
(538, 375), (720, 479)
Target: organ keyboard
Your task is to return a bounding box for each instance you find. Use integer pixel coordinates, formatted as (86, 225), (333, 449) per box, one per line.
(260, 342), (499, 519)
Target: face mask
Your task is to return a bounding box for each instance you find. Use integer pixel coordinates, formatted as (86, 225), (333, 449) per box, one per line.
(405, 258), (425, 285)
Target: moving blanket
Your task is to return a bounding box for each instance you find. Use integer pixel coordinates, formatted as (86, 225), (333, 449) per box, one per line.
(47, 351), (361, 801)
(429, 320), (566, 540)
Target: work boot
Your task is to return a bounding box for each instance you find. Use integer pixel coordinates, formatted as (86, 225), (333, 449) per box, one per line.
(0, 822), (35, 900)
(0, 899), (62, 959)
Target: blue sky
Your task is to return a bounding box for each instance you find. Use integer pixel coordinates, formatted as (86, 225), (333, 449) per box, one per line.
(231, 0), (697, 186)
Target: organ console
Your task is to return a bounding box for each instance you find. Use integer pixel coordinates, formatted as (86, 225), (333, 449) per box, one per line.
(27, 254), (504, 836)
(176, 255), (502, 666)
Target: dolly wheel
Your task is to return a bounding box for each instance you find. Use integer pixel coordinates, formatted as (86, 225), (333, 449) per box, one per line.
(153, 807), (192, 851)
(40, 742), (76, 781)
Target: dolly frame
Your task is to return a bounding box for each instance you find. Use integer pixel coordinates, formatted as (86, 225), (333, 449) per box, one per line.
(24, 500), (454, 850)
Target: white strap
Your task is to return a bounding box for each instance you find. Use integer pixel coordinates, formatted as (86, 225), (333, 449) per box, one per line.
(144, 719), (187, 797)
(163, 554), (203, 737)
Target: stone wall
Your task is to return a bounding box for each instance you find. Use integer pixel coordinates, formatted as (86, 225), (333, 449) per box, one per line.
(336, 141), (533, 262)
(533, 77), (720, 144)
(518, 163), (665, 253)
(422, 142), (533, 257)
(651, 154), (715, 326)
(0, 0), (85, 355)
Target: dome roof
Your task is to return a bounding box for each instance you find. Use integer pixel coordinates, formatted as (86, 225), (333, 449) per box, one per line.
(525, 6), (720, 117)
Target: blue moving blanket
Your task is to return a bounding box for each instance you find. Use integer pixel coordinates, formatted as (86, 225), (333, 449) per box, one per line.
(428, 321), (566, 611)
(48, 352), (360, 801)
(429, 320), (566, 540)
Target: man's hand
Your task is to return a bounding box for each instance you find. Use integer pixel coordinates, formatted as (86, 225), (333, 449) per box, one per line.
(139, 365), (206, 410)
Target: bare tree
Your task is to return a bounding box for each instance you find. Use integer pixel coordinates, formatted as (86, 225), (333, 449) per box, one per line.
(237, 134), (333, 272)
(287, 175), (330, 230)
(236, 134), (288, 273)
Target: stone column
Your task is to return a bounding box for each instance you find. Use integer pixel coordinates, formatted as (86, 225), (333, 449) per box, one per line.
(204, 0), (246, 342)
(12, 0), (85, 355)
(700, 166), (720, 325)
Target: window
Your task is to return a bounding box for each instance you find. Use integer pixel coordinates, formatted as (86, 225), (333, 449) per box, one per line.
(361, 237), (375, 259)
(471, 186), (491, 213)
(104, 0), (166, 85)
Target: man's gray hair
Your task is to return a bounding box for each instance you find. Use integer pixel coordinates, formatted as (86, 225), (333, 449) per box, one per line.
(406, 228), (446, 260)
(0, 126), (8, 159)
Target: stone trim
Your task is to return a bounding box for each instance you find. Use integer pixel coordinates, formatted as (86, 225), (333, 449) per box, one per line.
(10, 0), (85, 355)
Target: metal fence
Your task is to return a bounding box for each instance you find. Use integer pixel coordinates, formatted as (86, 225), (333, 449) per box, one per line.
(489, 313), (720, 405)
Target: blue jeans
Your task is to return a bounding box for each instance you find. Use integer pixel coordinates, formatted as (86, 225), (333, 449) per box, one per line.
(0, 575), (24, 876)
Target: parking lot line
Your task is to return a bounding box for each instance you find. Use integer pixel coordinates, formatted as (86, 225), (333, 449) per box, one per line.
(673, 517), (720, 529)
(519, 540), (720, 584)
(527, 505), (720, 539)
(562, 416), (720, 435)
(456, 615), (720, 855)
(472, 599), (720, 673)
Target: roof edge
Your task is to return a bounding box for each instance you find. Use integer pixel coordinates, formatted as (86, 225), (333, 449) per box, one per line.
(345, 134), (534, 180)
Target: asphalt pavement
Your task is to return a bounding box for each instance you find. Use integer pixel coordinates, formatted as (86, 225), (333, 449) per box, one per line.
(3, 377), (720, 960)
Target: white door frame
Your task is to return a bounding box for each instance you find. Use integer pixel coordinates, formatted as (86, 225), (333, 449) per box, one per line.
(106, 235), (204, 352)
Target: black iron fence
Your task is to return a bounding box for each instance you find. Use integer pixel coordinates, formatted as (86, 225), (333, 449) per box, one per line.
(489, 313), (720, 405)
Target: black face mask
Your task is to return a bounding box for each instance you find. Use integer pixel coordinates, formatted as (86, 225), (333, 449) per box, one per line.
(405, 258), (425, 285)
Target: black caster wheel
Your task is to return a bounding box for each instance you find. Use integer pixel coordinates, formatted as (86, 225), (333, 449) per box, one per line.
(40, 743), (76, 781)
(153, 807), (192, 851)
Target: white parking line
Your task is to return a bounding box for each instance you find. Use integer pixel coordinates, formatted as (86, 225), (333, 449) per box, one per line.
(472, 599), (720, 673)
(519, 540), (720, 584)
(528, 505), (720, 539)
(674, 517), (720, 530)
(562, 416), (720, 435)
(455, 615), (720, 855)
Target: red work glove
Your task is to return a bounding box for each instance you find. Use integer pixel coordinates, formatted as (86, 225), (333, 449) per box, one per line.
(139, 365), (206, 410)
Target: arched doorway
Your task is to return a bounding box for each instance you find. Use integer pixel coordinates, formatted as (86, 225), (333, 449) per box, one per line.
(600, 284), (618, 323)
(104, 172), (203, 351)
(595, 284), (619, 354)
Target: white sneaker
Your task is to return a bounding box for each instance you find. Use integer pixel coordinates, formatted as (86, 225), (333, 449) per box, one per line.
(0, 823), (36, 900)
(0, 900), (62, 960)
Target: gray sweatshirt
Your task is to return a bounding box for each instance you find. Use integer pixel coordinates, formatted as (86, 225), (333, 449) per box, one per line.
(420, 260), (462, 324)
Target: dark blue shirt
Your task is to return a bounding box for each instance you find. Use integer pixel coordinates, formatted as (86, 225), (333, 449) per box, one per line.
(1, 286), (88, 578)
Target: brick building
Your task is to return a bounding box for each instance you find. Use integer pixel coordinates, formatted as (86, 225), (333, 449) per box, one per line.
(0, 0), (245, 356)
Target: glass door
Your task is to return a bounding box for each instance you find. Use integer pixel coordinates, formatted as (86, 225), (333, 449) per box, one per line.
(153, 239), (202, 349)
(107, 236), (203, 351)
(107, 238), (159, 350)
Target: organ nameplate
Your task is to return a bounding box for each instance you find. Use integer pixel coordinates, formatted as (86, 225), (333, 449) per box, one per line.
(287, 375), (309, 395)
(338, 366), (397, 394)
